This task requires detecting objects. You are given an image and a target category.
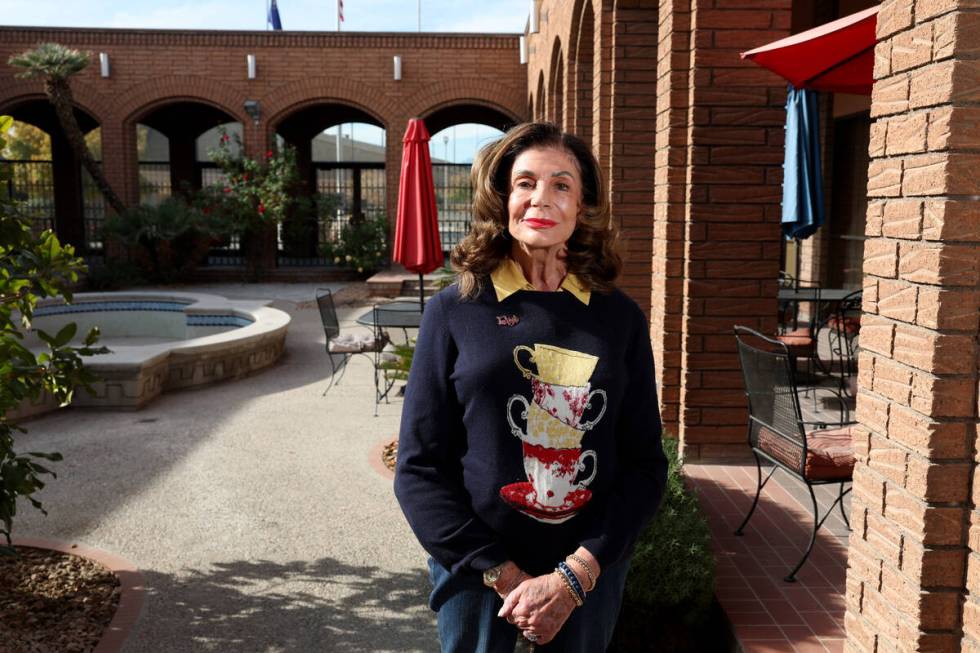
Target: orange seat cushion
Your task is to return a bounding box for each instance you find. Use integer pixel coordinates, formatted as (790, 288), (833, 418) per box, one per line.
(776, 330), (815, 354)
(826, 315), (861, 334)
(757, 425), (854, 481)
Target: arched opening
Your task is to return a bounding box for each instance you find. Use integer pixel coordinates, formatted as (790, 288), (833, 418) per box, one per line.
(274, 103), (387, 266)
(549, 39), (565, 127)
(573, 1), (595, 145)
(422, 104), (513, 253)
(1, 100), (103, 253)
(135, 101), (240, 202)
(536, 72), (546, 122)
(133, 100), (241, 265)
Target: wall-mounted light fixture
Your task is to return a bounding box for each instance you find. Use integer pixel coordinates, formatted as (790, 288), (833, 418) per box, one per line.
(519, 36), (528, 64)
(243, 99), (261, 124)
(393, 55), (402, 81)
(99, 52), (110, 78)
(246, 54), (257, 80)
(529, 0), (539, 33)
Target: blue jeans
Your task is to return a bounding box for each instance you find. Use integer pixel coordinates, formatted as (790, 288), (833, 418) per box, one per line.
(428, 557), (630, 653)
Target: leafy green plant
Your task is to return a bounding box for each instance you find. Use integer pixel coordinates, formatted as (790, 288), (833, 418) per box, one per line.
(320, 213), (389, 274)
(102, 197), (214, 283)
(623, 437), (715, 617)
(9, 43), (125, 215)
(432, 264), (456, 290)
(609, 436), (723, 651)
(206, 130), (298, 234)
(0, 115), (105, 554)
(379, 340), (414, 382)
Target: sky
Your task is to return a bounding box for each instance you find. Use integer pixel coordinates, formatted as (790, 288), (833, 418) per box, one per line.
(1, 0), (522, 161)
(0, 0), (529, 33)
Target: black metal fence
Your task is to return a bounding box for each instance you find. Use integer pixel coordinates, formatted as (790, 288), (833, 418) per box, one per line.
(138, 162), (171, 206)
(1, 159), (104, 254)
(0, 157), (472, 268)
(432, 163), (472, 253)
(1, 159), (55, 235)
(275, 162), (387, 267)
(81, 168), (106, 253)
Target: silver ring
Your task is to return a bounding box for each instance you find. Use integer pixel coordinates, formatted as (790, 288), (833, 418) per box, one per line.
(524, 632), (538, 642)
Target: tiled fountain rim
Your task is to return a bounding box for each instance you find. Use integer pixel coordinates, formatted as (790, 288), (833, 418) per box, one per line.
(11, 292), (291, 419)
(33, 291), (290, 367)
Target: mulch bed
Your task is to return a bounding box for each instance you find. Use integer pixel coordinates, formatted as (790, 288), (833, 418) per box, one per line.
(382, 439), (398, 472)
(0, 546), (120, 653)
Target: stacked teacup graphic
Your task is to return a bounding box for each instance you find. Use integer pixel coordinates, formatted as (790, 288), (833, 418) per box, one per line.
(500, 344), (607, 524)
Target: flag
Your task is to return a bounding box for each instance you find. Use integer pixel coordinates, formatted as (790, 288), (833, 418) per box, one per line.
(338, 0), (344, 24)
(268, 0), (283, 30)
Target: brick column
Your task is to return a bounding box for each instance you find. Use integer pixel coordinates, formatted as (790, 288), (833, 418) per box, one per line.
(99, 115), (134, 209)
(608, 0), (658, 317)
(592, 0), (615, 190)
(677, 0), (789, 459)
(844, 1), (980, 651)
(652, 0), (691, 437)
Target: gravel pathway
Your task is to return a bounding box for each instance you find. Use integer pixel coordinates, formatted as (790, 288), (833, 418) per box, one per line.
(13, 282), (438, 653)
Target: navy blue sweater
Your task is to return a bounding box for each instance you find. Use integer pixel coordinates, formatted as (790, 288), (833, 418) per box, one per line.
(394, 281), (668, 577)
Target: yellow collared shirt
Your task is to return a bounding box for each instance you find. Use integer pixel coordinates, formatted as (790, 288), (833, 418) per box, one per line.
(490, 258), (591, 305)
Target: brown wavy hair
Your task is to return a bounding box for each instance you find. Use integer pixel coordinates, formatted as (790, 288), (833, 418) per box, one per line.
(450, 122), (621, 299)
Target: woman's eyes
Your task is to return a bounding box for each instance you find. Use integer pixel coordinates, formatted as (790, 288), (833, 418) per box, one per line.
(514, 179), (572, 191)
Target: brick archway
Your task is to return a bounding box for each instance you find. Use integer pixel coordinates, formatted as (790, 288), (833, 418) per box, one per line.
(566, 0), (596, 144)
(0, 80), (110, 127)
(117, 76), (247, 126)
(263, 78), (396, 136)
(548, 37), (564, 126)
(404, 78), (525, 127)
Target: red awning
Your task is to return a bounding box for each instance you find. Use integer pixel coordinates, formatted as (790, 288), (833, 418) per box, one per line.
(393, 118), (444, 278)
(741, 5), (878, 96)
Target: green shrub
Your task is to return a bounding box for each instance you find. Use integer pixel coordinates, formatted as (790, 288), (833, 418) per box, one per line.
(623, 437), (715, 619)
(0, 114), (106, 553)
(84, 259), (147, 290)
(320, 213), (388, 274)
(103, 197), (214, 283)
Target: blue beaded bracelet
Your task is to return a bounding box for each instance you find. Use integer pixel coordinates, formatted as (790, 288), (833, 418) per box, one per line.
(557, 561), (586, 604)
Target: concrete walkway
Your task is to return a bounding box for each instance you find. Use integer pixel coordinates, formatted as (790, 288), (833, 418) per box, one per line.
(14, 282), (438, 652)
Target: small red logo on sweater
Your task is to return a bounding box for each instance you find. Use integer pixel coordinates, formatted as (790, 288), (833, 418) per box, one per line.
(496, 314), (520, 326)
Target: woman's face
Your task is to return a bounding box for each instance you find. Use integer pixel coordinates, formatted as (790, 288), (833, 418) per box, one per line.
(507, 147), (583, 251)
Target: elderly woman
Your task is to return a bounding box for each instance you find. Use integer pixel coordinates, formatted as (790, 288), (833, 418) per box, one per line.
(394, 122), (667, 652)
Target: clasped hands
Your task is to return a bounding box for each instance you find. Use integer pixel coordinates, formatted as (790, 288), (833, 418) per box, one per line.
(497, 570), (578, 645)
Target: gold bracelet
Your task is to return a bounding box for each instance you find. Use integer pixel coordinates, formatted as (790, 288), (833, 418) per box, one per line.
(554, 570), (584, 607)
(565, 554), (596, 592)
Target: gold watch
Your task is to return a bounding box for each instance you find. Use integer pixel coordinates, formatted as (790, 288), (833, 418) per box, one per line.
(483, 563), (506, 589)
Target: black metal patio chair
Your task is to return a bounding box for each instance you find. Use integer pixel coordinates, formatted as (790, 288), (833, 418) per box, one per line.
(316, 288), (388, 396)
(369, 304), (402, 416)
(733, 325), (855, 582)
(826, 290), (862, 399)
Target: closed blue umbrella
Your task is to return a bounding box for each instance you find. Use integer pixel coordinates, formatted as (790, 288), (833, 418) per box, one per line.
(781, 86), (824, 240)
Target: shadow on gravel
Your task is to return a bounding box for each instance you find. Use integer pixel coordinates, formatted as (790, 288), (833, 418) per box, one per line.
(137, 556), (435, 652)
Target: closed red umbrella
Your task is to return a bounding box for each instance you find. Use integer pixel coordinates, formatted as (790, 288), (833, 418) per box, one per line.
(393, 118), (444, 310)
(741, 5), (878, 95)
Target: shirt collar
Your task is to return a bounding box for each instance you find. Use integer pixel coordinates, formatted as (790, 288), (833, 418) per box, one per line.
(490, 258), (591, 305)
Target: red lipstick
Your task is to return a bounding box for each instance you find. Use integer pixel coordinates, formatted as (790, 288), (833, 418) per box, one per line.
(522, 218), (557, 228)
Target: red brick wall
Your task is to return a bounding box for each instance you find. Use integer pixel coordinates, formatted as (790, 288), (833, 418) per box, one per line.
(528, 0), (654, 317)
(0, 27), (526, 223)
(844, 1), (980, 651)
(608, 1), (658, 321)
(677, 0), (789, 459)
(653, 0), (692, 437)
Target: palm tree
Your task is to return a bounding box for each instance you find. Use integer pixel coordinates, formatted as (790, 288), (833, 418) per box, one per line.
(9, 42), (126, 215)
